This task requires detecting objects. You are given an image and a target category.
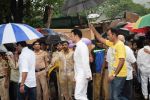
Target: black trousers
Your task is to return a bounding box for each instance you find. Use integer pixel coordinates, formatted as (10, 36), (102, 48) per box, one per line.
(17, 84), (36, 100)
(9, 81), (18, 100)
(123, 79), (133, 100)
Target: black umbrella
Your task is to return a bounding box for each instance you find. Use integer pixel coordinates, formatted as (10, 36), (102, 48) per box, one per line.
(45, 35), (61, 45)
(45, 35), (61, 50)
(62, 0), (105, 15)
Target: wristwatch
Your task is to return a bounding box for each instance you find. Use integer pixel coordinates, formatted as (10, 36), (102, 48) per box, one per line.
(20, 83), (24, 87)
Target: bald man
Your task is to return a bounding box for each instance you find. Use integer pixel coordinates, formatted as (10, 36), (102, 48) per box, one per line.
(118, 35), (136, 100)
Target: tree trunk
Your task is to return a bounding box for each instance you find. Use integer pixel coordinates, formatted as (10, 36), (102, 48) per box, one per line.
(18, 0), (24, 23)
(25, 0), (31, 17)
(11, 0), (24, 23)
(43, 5), (53, 28)
(11, 0), (17, 22)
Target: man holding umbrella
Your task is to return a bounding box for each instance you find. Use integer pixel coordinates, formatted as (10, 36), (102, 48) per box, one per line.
(90, 25), (127, 100)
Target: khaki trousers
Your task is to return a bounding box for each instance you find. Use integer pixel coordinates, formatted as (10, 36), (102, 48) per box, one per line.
(0, 77), (9, 100)
(93, 73), (101, 100)
(36, 70), (49, 100)
(102, 69), (109, 100)
(59, 71), (74, 100)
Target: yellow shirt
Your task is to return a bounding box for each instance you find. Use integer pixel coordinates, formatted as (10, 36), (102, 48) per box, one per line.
(106, 40), (127, 77)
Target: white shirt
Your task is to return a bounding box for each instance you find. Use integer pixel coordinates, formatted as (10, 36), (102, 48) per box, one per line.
(106, 46), (136, 80)
(125, 45), (136, 80)
(74, 40), (92, 79)
(106, 47), (113, 74)
(18, 47), (36, 87)
(137, 46), (150, 75)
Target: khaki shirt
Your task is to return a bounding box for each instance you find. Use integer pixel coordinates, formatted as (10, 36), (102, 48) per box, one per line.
(52, 50), (74, 73)
(35, 50), (49, 69)
(10, 62), (19, 82)
(51, 51), (61, 65)
(0, 59), (9, 76)
(59, 50), (74, 72)
(9, 53), (19, 82)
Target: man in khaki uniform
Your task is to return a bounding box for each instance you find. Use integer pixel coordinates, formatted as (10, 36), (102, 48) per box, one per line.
(51, 41), (74, 100)
(49, 41), (63, 100)
(33, 41), (49, 100)
(9, 50), (20, 100)
(0, 52), (11, 100)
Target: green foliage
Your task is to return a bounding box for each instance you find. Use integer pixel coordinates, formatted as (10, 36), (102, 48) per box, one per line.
(91, 0), (150, 19)
(23, 0), (64, 27)
(0, 0), (149, 27)
(23, 0), (44, 27)
(46, 0), (64, 17)
(0, 0), (11, 23)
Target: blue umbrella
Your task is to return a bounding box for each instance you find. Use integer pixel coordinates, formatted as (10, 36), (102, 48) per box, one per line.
(0, 23), (43, 44)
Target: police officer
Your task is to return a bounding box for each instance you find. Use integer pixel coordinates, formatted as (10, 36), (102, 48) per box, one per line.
(0, 51), (11, 100)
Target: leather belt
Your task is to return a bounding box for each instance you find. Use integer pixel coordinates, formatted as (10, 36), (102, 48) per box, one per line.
(0, 75), (5, 79)
(35, 68), (45, 72)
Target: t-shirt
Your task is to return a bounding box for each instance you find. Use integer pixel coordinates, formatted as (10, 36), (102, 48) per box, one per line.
(125, 46), (136, 80)
(105, 40), (127, 77)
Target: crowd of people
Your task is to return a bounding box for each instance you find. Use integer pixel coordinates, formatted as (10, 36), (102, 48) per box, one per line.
(90, 24), (150, 100)
(0, 25), (150, 100)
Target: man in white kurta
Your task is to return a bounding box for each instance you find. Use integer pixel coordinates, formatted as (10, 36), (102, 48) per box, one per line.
(137, 41), (150, 99)
(71, 29), (92, 100)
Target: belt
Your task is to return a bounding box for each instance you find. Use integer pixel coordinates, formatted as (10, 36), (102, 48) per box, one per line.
(60, 69), (74, 72)
(0, 75), (5, 79)
(35, 68), (45, 72)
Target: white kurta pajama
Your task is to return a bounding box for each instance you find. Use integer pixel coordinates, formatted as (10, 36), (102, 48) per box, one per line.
(74, 40), (92, 100)
(137, 46), (150, 98)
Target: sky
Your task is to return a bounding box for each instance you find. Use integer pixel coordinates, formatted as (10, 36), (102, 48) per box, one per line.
(132, 0), (150, 8)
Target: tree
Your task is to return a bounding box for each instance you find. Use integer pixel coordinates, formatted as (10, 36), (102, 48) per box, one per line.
(0, 0), (25, 23)
(90, 0), (150, 19)
(0, 0), (11, 23)
(23, 0), (64, 28)
(0, 0), (64, 27)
